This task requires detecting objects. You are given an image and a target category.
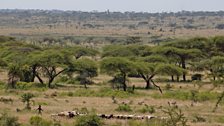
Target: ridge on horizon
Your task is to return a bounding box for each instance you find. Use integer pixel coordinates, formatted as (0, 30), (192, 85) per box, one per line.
(0, 8), (224, 14)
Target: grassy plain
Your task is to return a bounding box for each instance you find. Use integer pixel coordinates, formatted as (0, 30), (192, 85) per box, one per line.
(0, 74), (224, 126)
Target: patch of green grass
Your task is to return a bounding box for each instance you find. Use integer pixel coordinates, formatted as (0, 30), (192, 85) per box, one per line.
(15, 82), (48, 91)
(151, 90), (219, 101)
(60, 88), (147, 98)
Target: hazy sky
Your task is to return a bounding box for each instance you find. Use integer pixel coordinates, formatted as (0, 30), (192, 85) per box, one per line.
(0, 0), (224, 12)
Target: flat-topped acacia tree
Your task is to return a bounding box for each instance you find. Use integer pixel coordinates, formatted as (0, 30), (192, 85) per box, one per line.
(134, 62), (184, 92)
(100, 57), (135, 91)
(153, 46), (202, 81)
(73, 58), (98, 89)
(30, 49), (73, 88)
(0, 42), (41, 87)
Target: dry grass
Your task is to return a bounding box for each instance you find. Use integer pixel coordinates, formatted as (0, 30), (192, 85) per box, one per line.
(0, 77), (224, 126)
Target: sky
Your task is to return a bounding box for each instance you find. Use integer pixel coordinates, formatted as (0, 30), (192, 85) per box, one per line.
(0, 0), (224, 12)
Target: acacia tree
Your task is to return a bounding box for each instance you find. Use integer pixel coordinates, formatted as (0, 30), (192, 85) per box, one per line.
(31, 50), (73, 88)
(201, 56), (224, 81)
(101, 57), (135, 91)
(73, 58), (98, 88)
(153, 46), (202, 81)
(209, 56), (224, 112)
(135, 62), (184, 92)
(0, 42), (41, 87)
(212, 36), (224, 55)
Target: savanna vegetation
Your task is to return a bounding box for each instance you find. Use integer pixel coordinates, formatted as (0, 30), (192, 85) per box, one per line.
(0, 34), (223, 126)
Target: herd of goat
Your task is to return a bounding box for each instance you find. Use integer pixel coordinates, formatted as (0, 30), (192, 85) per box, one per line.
(51, 111), (156, 120)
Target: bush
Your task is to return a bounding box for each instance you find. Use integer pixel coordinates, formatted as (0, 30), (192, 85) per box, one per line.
(162, 103), (188, 126)
(139, 105), (155, 114)
(0, 97), (13, 104)
(16, 82), (33, 90)
(192, 115), (206, 123)
(29, 116), (54, 126)
(0, 81), (6, 89)
(115, 104), (132, 112)
(165, 83), (172, 90)
(21, 93), (35, 110)
(128, 119), (165, 126)
(0, 112), (20, 126)
(75, 114), (103, 126)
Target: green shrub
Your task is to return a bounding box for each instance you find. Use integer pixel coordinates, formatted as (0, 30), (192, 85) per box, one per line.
(139, 105), (155, 114)
(67, 91), (74, 97)
(29, 116), (53, 126)
(0, 97), (13, 104)
(128, 119), (165, 126)
(75, 114), (103, 126)
(115, 104), (132, 112)
(0, 81), (6, 89)
(16, 82), (33, 90)
(21, 93), (35, 110)
(192, 115), (206, 123)
(0, 112), (20, 126)
(162, 103), (188, 126)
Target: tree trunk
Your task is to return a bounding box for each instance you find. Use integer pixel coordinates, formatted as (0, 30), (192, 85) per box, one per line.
(122, 74), (127, 91)
(31, 66), (37, 82)
(141, 74), (154, 89)
(177, 76), (180, 82)
(123, 83), (127, 91)
(48, 77), (54, 88)
(145, 80), (151, 89)
(181, 58), (186, 81)
(171, 75), (174, 82)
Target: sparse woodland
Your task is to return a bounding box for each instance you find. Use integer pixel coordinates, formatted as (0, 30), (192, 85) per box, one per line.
(0, 10), (224, 126)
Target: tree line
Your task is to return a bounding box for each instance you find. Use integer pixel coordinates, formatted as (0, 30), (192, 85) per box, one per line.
(0, 36), (223, 92)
